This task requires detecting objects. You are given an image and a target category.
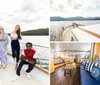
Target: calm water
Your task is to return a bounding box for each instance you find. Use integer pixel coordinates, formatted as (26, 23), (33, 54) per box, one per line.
(50, 20), (100, 41)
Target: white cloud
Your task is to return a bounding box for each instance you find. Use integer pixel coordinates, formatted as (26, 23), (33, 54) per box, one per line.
(0, 0), (50, 33)
(51, 0), (100, 17)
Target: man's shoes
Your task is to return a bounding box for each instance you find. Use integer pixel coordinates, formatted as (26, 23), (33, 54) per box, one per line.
(11, 75), (19, 82)
(26, 73), (31, 80)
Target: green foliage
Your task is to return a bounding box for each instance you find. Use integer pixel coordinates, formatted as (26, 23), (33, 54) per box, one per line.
(21, 28), (49, 36)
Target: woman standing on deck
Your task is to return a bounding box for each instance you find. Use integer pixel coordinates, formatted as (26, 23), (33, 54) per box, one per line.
(10, 25), (22, 70)
(0, 26), (9, 69)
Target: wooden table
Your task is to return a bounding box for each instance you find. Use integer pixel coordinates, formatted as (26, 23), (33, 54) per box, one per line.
(63, 64), (74, 76)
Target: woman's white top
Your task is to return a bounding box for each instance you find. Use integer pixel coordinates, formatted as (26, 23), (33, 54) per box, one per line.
(11, 32), (18, 39)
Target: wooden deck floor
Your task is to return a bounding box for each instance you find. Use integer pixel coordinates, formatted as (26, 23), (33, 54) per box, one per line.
(50, 66), (81, 85)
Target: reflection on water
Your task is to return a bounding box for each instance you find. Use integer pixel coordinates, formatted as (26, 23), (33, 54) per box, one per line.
(50, 20), (100, 41)
(7, 36), (49, 72)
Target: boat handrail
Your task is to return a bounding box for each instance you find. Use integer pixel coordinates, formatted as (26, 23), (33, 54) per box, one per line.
(55, 23), (86, 41)
(78, 27), (100, 39)
(7, 52), (49, 74)
(71, 31), (78, 41)
(21, 42), (49, 48)
(8, 41), (49, 48)
(71, 27), (100, 41)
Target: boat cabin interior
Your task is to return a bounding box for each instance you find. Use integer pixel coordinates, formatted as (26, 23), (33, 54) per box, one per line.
(50, 42), (100, 85)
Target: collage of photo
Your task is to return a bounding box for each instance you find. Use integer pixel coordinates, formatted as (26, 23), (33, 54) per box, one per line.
(0, 0), (100, 85)
(50, 0), (100, 85)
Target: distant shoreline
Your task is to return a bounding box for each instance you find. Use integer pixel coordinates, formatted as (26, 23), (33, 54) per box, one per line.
(21, 28), (49, 36)
(51, 19), (100, 22)
(50, 16), (100, 21)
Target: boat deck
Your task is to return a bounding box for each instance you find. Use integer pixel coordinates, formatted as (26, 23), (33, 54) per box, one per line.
(0, 64), (44, 85)
(0, 55), (49, 85)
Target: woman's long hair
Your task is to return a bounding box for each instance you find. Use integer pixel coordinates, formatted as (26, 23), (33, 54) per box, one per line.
(16, 25), (22, 39)
(0, 26), (6, 36)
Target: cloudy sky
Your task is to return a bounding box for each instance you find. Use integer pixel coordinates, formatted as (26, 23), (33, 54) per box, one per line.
(0, 0), (49, 33)
(51, 0), (100, 17)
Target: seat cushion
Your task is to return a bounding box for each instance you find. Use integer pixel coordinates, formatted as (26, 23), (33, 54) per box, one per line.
(91, 66), (100, 82)
(81, 64), (85, 70)
(80, 65), (100, 85)
(85, 62), (96, 72)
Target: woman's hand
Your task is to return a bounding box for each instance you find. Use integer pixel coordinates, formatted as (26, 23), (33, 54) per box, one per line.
(0, 40), (6, 42)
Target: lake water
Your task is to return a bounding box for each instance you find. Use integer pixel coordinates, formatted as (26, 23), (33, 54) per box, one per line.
(50, 20), (100, 41)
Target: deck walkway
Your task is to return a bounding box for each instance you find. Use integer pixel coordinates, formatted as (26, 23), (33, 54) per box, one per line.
(0, 56), (49, 85)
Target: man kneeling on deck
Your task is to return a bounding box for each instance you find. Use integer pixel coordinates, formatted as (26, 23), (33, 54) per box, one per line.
(12, 42), (36, 82)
